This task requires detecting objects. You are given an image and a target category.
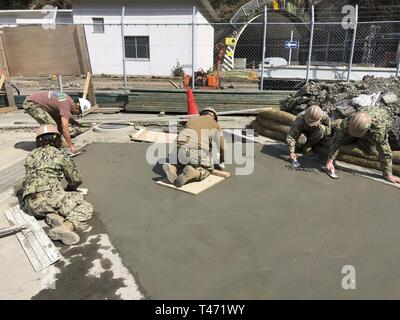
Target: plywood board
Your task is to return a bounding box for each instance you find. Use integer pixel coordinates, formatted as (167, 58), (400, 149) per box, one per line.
(1, 25), (84, 76)
(3, 206), (61, 272)
(157, 174), (225, 195)
(131, 128), (177, 144)
(0, 106), (17, 113)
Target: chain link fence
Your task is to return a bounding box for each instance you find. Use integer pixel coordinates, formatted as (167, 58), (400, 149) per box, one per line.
(2, 5), (400, 94)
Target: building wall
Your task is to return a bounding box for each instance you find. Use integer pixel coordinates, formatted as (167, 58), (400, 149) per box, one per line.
(73, 1), (214, 76)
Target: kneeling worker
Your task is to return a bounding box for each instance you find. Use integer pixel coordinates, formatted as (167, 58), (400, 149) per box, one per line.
(163, 107), (225, 187)
(324, 107), (400, 184)
(287, 105), (331, 162)
(23, 125), (94, 245)
(24, 91), (91, 154)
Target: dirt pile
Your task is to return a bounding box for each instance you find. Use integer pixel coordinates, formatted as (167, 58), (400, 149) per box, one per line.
(280, 76), (400, 150)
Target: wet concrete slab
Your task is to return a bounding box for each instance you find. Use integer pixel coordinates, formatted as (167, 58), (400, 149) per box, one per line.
(75, 142), (400, 299)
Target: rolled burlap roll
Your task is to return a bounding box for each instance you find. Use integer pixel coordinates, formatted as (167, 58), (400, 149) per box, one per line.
(258, 108), (296, 125)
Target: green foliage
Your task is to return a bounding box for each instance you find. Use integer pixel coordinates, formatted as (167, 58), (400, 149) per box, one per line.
(171, 61), (185, 77)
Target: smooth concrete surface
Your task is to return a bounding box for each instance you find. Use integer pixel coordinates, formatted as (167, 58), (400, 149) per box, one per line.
(76, 142), (400, 299)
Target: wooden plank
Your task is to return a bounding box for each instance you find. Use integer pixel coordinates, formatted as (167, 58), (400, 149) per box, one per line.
(0, 106), (17, 113)
(0, 32), (16, 108)
(0, 74), (5, 89)
(4, 209), (42, 272)
(82, 72), (91, 100)
(130, 128), (177, 144)
(156, 174), (225, 195)
(3, 206), (60, 272)
(76, 25), (96, 106)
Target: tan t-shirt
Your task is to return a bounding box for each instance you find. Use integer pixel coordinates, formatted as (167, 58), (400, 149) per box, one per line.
(177, 115), (225, 162)
(28, 91), (74, 121)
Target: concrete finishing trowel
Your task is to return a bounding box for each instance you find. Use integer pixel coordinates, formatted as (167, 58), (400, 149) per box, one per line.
(321, 166), (339, 179)
(291, 159), (301, 168)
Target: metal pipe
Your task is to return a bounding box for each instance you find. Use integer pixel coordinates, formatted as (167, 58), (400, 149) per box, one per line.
(347, 4), (358, 82)
(121, 6), (128, 93)
(305, 4), (315, 84)
(192, 6), (196, 91)
(260, 5), (267, 91)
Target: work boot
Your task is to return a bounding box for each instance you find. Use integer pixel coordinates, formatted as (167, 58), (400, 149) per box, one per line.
(45, 213), (65, 228)
(303, 146), (314, 157)
(48, 221), (80, 246)
(162, 163), (178, 184)
(174, 165), (200, 188)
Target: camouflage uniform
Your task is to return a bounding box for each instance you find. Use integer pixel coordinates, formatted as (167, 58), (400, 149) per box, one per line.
(286, 110), (331, 153)
(176, 147), (214, 181)
(328, 106), (393, 177)
(23, 99), (58, 127)
(23, 145), (93, 228)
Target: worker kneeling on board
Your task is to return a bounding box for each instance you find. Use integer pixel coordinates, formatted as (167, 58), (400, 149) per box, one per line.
(23, 125), (94, 246)
(163, 107), (225, 187)
(324, 107), (400, 184)
(23, 91), (91, 154)
(287, 105), (331, 162)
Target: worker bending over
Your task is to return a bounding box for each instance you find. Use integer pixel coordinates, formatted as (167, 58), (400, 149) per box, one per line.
(163, 107), (225, 187)
(325, 107), (400, 184)
(23, 91), (91, 153)
(287, 105), (331, 161)
(23, 125), (93, 245)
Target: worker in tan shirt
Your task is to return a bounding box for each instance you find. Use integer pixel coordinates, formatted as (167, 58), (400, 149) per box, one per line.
(163, 107), (225, 187)
(23, 91), (91, 153)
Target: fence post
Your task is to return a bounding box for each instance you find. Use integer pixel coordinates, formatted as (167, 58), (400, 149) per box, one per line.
(305, 4), (315, 84)
(121, 6), (128, 93)
(192, 6), (196, 91)
(347, 4), (358, 82)
(396, 42), (400, 77)
(260, 5), (267, 91)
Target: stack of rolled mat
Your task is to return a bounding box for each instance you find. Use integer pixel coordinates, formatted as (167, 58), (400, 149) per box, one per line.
(251, 108), (300, 143)
(252, 108), (400, 176)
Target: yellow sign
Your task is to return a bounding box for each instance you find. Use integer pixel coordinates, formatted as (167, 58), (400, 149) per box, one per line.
(227, 51), (233, 57)
(225, 37), (237, 46)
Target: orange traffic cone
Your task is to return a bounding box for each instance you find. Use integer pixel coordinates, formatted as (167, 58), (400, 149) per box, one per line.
(186, 88), (199, 115)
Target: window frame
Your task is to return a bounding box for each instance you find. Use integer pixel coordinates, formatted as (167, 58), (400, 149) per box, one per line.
(124, 35), (150, 61)
(92, 17), (105, 34)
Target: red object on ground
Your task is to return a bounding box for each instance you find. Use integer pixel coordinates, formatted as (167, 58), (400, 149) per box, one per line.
(186, 88), (199, 115)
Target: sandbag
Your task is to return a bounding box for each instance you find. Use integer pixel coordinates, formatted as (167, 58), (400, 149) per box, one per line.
(314, 146), (400, 176)
(323, 141), (400, 165)
(252, 121), (307, 145)
(255, 117), (291, 135)
(251, 121), (287, 142)
(258, 108), (296, 125)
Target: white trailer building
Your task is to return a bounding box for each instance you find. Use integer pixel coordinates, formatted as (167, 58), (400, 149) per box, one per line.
(72, 0), (218, 76)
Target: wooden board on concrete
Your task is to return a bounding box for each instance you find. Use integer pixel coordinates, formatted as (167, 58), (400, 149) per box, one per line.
(3, 206), (61, 272)
(0, 106), (17, 113)
(131, 128), (177, 144)
(157, 174), (226, 195)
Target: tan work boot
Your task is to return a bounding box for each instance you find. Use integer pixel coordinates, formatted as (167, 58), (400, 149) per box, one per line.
(174, 165), (200, 188)
(46, 213), (65, 228)
(48, 221), (80, 246)
(162, 163), (178, 184)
